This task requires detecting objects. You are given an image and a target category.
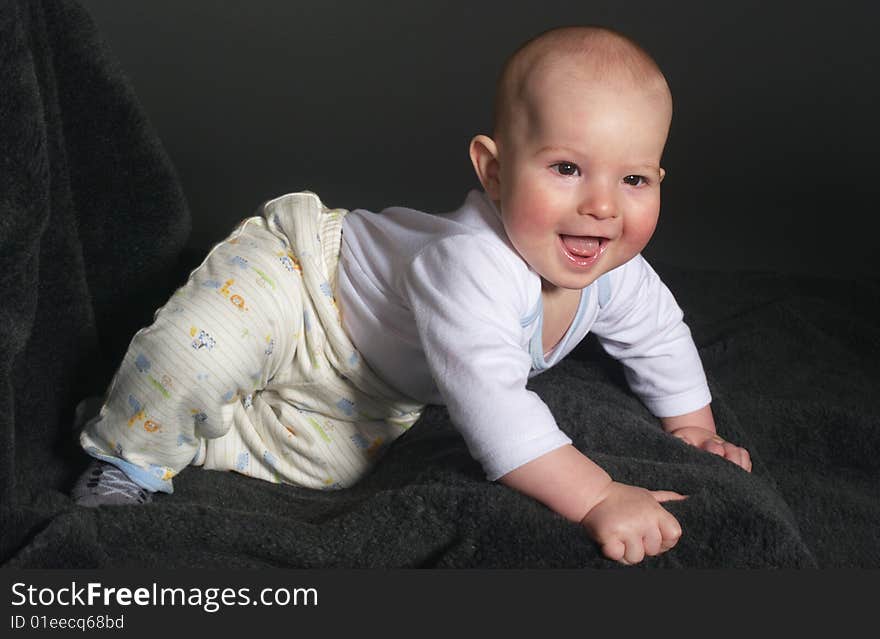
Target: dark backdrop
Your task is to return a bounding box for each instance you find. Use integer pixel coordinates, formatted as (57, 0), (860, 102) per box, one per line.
(80, 0), (879, 277)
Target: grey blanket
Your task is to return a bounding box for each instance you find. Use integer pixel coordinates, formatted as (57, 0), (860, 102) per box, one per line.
(2, 0), (877, 568)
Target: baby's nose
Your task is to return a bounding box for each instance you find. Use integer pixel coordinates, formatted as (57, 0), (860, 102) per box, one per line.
(577, 193), (615, 218)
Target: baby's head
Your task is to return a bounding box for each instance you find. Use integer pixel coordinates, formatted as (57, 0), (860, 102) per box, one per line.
(470, 26), (673, 291)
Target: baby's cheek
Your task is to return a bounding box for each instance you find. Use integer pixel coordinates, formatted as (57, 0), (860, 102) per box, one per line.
(513, 211), (554, 237)
(512, 193), (560, 234)
(623, 211), (659, 253)
(504, 204), (554, 246)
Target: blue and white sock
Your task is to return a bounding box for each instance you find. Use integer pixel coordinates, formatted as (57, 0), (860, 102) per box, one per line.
(71, 460), (153, 507)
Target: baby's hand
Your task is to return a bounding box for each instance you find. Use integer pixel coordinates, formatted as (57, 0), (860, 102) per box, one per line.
(669, 426), (752, 472)
(580, 481), (685, 565)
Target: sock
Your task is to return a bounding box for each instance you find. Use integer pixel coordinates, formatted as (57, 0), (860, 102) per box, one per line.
(71, 460), (153, 507)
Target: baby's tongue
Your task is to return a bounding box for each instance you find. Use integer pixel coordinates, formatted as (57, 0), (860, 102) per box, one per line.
(561, 235), (601, 257)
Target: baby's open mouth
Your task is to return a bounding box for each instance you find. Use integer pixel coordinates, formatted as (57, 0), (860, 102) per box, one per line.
(560, 234), (603, 258)
(558, 234), (607, 268)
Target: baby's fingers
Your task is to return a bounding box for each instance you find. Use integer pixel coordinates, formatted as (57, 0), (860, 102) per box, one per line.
(659, 514), (683, 551)
(728, 444), (752, 473)
(650, 490), (687, 503)
(601, 538), (627, 563)
(643, 529), (663, 557)
(622, 537), (646, 565)
(605, 530), (677, 563)
(742, 448), (752, 472)
(601, 536), (647, 565)
(703, 438), (753, 473)
(703, 437), (726, 456)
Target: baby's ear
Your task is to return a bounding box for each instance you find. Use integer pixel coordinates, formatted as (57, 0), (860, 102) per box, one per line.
(468, 135), (501, 199)
(659, 168), (667, 183)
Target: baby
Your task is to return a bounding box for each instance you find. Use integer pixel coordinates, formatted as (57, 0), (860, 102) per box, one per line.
(72, 25), (751, 565)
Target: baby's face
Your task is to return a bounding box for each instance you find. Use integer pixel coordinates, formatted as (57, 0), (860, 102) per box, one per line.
(494, 71), (671, 291)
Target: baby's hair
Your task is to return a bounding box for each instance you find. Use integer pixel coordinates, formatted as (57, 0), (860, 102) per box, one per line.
(492, 25), (671, 139)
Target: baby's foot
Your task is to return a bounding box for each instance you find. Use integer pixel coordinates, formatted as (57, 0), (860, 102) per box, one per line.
(71, 460), (153, 507)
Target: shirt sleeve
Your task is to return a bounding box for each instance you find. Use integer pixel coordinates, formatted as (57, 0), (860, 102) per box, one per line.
(401, 235), (571, 480)
(591, 255), (712, 417)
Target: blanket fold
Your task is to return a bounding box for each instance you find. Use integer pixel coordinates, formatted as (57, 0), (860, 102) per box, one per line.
(0, 0), (190, 559)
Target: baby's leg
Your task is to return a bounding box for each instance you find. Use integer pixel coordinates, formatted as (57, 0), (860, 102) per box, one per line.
(199, 367), (421, 489)
(195, 192), (424, 489)
(74, 216), (303, 505)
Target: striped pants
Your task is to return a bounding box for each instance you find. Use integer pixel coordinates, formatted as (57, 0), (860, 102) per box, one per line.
(80, 192), (424, 492)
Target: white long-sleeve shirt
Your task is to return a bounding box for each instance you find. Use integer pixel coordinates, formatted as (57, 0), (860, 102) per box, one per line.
(337, 189), (711, 480)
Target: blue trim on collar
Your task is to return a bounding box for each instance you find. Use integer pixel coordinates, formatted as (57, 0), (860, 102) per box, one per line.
(529, 307), (547, 371)
(526, 271), (612, 371)
(597, 272), (612, 308)
(530, 285), (593, 371)
(520, 298), (542, 328)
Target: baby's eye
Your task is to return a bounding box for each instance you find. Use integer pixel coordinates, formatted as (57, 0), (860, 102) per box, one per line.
(622, 175), (648, 187)
(551, 162), (581, 177)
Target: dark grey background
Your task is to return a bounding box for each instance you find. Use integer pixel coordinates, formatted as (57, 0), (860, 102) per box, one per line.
(81, 0), (879, 277)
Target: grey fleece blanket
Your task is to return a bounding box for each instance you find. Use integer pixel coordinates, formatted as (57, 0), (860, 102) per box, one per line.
(1, 0), (878, 569)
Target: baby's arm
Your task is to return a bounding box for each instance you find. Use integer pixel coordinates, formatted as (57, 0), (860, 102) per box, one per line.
(661, 404), (752, 472)
(403, 240), (681, 564)
(593, 257), (751, 471)
(500, 445), (684, 565)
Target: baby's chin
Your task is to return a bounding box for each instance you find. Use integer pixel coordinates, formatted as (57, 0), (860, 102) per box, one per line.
(539, 271), (603, 292)
(538, 253), (614, 292)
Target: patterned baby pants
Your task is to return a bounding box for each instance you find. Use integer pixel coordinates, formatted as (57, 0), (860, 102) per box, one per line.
(79, 192), (424, 492)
